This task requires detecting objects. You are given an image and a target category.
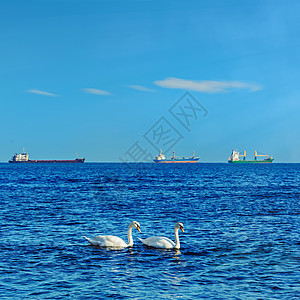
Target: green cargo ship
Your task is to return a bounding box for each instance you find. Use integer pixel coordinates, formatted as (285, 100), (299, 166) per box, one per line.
(228, 150), (274, 163)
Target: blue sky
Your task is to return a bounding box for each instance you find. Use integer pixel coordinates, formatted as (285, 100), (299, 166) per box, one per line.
(0, 0), (299, 162)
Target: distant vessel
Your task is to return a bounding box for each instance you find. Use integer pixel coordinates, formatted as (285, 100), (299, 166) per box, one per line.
(9, 151), (85, 163)
(228, 150), (274, 163)
(154, 150), (199, 163)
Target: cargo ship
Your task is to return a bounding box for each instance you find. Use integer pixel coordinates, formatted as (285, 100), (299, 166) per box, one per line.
(228, 150), (274, 163)
(153, 150), (199, 163)
(9, 151), (85, 163)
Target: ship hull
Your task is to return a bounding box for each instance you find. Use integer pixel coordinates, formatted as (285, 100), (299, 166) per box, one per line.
(154, 158), (199, 163)
(9, 159), (85, 163)
(228, 159), (273, 163)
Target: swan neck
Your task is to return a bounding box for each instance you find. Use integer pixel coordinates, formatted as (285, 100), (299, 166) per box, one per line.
(127, 225), (133, 246)
(174, 227), (180, 249)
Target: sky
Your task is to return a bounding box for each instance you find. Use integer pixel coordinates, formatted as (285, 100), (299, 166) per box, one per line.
(0, 0), (299, 162)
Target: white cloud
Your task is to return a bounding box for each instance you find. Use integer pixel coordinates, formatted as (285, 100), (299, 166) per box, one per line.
(127, 85), (155, 92)
(82, 88), (111, 95)
(26, 89), (58, 97)
(154, 77), (262, 93)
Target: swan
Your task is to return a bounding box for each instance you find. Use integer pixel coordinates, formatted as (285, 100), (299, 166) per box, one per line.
(83, 221), (141, 248)
(138, 222), (184, 249)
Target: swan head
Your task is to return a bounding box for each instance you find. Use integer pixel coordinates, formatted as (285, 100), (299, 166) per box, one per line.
(130, 221), (141, 233)
(175, 222), (184, 233)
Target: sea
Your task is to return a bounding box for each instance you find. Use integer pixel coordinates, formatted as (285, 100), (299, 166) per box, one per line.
(0, 163), (299, 299)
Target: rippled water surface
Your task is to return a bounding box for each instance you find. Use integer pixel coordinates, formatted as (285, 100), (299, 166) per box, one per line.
(0, 163), (299, 299)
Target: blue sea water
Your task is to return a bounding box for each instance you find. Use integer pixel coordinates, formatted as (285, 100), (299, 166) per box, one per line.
(0, 163), (299, 299)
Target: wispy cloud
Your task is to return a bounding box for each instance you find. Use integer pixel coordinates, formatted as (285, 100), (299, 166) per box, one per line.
(26, 89), (58, 97)
(127, 85), (156, 92)
(154, 77), (262, 93)
(82, 88), (111, 95)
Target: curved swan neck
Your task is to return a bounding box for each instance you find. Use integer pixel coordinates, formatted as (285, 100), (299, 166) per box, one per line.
(174, 227), (180, 249)
(127, 224), (134, 246)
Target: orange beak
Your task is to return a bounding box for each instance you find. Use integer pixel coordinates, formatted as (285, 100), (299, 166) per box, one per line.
(137, 226), (141, 233)
(180, 227), (184, 233)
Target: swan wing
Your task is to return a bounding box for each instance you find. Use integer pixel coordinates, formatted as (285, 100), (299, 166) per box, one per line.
(139, 236), (175, 249)
(84, 235), (128, 248)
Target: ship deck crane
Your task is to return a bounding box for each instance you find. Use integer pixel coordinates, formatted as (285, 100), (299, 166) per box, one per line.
(254, 151), (270, 160)
(239, 151), (246, 160)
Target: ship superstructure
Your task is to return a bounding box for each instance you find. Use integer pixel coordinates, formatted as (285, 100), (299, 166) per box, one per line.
(228, 150), (274, 163)
(11, 152), (30, 162)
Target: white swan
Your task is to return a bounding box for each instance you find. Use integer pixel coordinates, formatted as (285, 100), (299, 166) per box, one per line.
(138, 222), (184, 249)
(84, 221), (141, 248)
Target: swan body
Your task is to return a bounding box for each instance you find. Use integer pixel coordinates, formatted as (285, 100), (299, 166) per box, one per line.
(84, 221), (141, 248)
(139, 222), (184, 249)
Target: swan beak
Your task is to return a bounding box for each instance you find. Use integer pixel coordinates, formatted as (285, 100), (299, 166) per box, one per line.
(137, 226), (141, 233)
(180, 227), (184, 233)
